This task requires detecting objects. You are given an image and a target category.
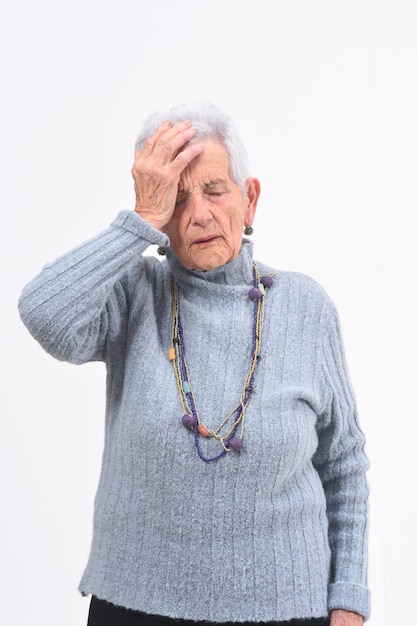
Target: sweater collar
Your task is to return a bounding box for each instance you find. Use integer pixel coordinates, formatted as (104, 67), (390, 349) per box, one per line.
(166, 239), (254, 287)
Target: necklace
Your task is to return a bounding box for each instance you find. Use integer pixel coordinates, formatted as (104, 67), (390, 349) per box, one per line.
(169, 263), (273, 463)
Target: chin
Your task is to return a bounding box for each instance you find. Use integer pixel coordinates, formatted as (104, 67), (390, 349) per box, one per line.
(191, 256), (232, 272)
(177, 244), (237, 272)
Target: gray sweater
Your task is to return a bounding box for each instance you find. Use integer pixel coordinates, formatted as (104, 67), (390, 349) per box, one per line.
(18, 210), (370, 622)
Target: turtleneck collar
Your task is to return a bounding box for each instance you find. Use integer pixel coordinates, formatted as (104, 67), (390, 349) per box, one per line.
(165, 239), (254, 287)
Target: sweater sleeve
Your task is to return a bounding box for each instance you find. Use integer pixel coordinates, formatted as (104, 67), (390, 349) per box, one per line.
(18, 211), (169, 365)
(313, 304), (371, 620)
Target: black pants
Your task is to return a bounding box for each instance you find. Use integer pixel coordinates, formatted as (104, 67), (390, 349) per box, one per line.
(87, 597), (330, 626)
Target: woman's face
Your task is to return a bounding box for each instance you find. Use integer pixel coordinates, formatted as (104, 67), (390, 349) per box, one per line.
(162, 139), (260, 272)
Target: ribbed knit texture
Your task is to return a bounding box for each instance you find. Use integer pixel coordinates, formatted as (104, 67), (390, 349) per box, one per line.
(18, 210), (370, 622)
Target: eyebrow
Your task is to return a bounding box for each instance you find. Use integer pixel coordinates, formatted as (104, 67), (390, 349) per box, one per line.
(204, 178), (226, 188)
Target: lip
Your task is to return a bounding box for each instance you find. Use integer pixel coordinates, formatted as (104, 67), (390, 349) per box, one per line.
(192, 235), (218, 246)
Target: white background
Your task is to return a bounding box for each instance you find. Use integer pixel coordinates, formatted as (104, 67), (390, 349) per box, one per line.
(1, 1), (416, 624)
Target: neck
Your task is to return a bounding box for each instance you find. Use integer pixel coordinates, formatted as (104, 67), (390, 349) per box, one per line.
(166, 239), (254, 287)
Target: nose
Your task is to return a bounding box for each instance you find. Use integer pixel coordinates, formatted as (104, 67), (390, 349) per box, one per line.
(187, 194), (213, 227)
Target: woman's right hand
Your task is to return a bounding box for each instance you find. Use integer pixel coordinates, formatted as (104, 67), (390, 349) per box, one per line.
(132, 120), (203, 231)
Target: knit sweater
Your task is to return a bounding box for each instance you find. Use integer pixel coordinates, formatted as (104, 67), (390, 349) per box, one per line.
(18, 210), (370, 622)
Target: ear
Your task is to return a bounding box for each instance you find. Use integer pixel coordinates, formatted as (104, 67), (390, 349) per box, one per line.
(244, 178), (261, 227)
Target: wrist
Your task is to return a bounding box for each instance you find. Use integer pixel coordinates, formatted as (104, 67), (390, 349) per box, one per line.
(133, 207), (169, 232)
(330, 609), (364, 626)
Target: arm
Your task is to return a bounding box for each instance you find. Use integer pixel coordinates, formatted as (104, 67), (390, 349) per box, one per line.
(18, 211), (168, 363)
(313, 305), (370, 621)
(19, 120), (203, 364)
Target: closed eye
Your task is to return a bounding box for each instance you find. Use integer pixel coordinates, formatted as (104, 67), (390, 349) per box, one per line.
(204, 184), (227, 197)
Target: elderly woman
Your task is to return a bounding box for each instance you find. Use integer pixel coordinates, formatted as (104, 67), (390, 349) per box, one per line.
(18, 102), (370, 626)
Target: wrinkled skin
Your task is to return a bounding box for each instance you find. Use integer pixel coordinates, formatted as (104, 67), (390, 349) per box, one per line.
(330, 609), (364, 626)
(132, 120), (260, 271)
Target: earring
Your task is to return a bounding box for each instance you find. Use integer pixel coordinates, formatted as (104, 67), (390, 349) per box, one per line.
(244, 225), (254, 236)
(157, 246), (167, 256)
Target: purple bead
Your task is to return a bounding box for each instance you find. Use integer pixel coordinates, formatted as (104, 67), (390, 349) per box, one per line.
(228, 436), (243, 451)
(249, 287), (262, 300)
(182, 414), (194, 429)
(260, 275), (273, 288)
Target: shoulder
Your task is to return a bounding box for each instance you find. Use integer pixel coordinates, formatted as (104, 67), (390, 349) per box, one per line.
(257, 262), (333, 303)
(255, 262), (339, 330)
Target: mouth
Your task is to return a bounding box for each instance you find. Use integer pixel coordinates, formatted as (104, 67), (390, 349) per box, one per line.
(192, 235), (218, 246)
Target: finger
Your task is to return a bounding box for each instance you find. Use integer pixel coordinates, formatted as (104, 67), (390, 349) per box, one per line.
(171, 142), (204, 175)
(155, 122), (197, 162)
(138, 120), (173, 157)
(143, 120), (197, 163)
(147, 119), (173, 143)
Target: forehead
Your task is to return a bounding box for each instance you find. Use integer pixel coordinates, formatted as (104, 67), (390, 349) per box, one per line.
(180, 138), (232, 182)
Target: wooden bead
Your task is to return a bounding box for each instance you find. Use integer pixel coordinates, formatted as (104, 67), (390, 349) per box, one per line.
(197, 424), (209, 437)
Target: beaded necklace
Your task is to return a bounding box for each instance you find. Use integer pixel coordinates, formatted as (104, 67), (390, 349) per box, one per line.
(169, 262), (273, 462)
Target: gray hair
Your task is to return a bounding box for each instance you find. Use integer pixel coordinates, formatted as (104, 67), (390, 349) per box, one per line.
(134, 101), (250, 190)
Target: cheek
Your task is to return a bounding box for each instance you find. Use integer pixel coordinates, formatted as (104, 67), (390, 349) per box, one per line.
(228, 210), (246, 242)
(164, 220), (192, 263)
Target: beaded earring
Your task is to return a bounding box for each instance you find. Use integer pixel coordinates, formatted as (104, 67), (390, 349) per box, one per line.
(244, 225), (254, 236)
